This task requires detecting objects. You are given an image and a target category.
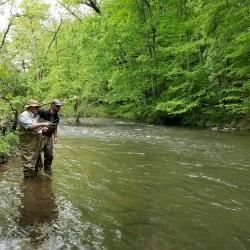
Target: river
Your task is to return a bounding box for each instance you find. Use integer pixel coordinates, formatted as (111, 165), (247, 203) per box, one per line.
(0, 118), (250, 250)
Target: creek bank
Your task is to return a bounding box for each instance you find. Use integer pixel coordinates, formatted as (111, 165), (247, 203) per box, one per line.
(0, 150), (20, 165)
(62, 117), (250, 131)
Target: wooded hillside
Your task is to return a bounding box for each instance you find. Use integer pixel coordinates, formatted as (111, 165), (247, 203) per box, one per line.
(1, 0), (250, 127)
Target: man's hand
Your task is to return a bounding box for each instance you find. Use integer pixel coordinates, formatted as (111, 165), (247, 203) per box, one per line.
(42, 127), (49, 132)
(54, 137), (58, 144)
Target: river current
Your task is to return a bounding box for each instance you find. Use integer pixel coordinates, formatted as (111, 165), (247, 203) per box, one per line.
(0, 118), (250, 250)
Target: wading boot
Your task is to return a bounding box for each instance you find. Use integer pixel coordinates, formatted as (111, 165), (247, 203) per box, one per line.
(23, 169), (38, 178)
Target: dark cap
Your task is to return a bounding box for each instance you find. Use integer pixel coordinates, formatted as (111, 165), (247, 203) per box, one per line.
(51, 99), (62, 106)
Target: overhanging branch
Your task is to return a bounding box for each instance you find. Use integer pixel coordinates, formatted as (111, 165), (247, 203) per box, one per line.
(81, 0), (101, 14)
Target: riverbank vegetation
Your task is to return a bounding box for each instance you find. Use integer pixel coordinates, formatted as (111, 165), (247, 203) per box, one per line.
(0, 0), (250, 129)
(0, 131), (19, 164)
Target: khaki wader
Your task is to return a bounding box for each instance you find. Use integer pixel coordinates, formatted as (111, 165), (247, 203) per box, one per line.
(19, 125), (43, 175)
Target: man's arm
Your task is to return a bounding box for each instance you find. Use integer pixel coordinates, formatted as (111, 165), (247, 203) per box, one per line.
(29, 122), (50, 130)
(53, 114), (60, 144)
(19, 112), (49, 130)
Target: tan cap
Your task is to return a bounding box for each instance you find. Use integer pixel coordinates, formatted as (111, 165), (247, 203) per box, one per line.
(24, 99), (40, 108)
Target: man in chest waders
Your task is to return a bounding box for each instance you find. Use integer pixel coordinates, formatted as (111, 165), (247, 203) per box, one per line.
(38, 99), (62, 170)
(18, 100), (50, 178)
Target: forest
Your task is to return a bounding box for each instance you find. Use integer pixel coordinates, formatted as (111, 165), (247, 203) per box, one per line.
(0, 0), (250, 129)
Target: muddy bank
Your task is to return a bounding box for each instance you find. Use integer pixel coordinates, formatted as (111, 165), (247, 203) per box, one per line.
(0, 150), (20, 165)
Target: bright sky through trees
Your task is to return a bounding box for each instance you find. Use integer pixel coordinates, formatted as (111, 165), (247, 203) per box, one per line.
(0, 0), (89, 31)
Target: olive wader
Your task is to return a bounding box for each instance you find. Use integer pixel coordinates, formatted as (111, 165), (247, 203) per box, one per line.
(19, 124), (43, 177)
(42, 135), (54, 168)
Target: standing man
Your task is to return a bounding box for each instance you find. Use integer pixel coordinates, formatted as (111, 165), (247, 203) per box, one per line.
(38, 99), (62, 170)
(18, 100), (50, 178)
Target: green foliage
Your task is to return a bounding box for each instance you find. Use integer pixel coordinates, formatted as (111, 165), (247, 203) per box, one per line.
(1, 0), (250, 127)
(0, 131), (19, 158)
(0, 140), (9, 158)
(4, 131), (19, 151)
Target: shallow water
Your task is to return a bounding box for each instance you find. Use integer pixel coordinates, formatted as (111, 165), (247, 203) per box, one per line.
(1, 118), (250, 249)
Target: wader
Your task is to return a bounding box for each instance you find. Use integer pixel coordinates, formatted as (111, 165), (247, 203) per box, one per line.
(19, 125), (43, 177)
(42, 135), (53, 168)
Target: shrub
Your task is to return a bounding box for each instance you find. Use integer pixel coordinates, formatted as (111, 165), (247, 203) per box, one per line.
(0, 131), (19, 160)
(4, 131), (19, 151)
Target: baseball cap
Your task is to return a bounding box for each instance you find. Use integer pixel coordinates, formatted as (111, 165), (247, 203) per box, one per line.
(51, 99), (62, 106)
(25, 100), (40, 108)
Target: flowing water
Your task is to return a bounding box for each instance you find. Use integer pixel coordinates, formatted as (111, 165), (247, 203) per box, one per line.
(1, 118), (250, 250)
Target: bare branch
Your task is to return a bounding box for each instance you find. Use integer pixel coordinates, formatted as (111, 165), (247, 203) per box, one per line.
(41, 19), (63, 71)
(0, 21), (11, 49)
(0, 96), (18, 116)
(0, 6), (22, 50)
(0, 0), (11, 6)
(57, 1), (83, 22)
(81, 0), (101, 14)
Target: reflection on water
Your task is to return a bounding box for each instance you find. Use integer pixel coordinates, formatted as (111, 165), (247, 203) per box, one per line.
(18, 172), (58, 248)
(1, 118), (250, 249)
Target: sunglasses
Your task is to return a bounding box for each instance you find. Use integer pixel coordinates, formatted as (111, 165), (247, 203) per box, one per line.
(55, 105), (61, 108)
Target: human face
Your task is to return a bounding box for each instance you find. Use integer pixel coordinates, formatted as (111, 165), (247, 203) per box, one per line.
(28, 106), (39, 113)
(52, 105), (61, 112)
